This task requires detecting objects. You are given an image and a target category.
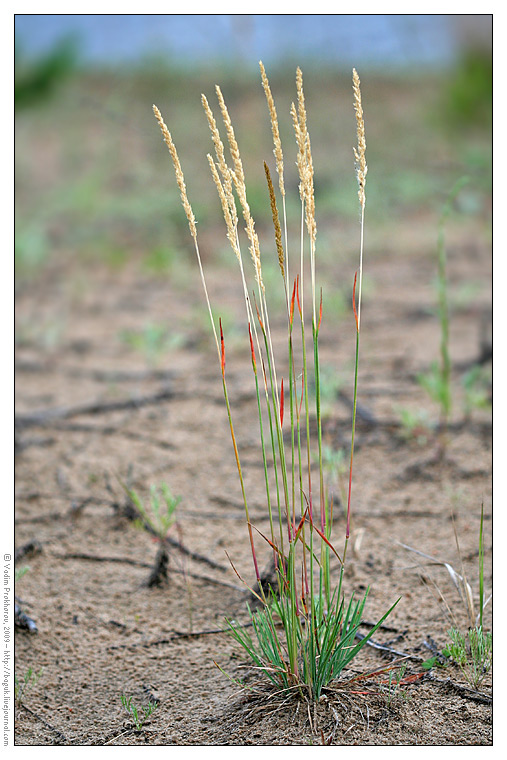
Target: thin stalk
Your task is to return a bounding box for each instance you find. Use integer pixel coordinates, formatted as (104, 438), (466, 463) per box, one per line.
(346, 321), (361, 541)
(221, 372), (260, 584)
(436, 176), (469, 435)
(248, 326), (278, 569)
(479, 501), (484, 629)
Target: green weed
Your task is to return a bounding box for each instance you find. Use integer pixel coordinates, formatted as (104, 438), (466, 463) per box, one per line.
(15, 667), (43, 708)
(443, 626), (492, 688)
(15, 566), (30, 582)
(382, 663), (408, 708)
(418, 176), (470, 437)
(396, 406), (432, 445)
(121, 694), (158, 731)
(128, 482), (180, 541)
(119, 323), (183, 366)
(401, 503), (491, 684)
(461, 365), (491, 419)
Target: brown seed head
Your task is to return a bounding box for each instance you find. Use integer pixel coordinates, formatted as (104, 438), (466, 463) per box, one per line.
(264, 161), (285, 278)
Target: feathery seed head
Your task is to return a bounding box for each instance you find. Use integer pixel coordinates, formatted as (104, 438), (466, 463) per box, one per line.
(153, 104), (197, 239)
(202, 94), (238, 227)
(352, 68), (367, 210)
(207, 154), (241, 262)
(215, 87), (264, 293)
(259, 61), (285, 197)
(291, 69), (316, 246)
(215, 85), (245, 188)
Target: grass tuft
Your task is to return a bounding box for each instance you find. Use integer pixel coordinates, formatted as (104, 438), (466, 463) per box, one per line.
(154, 63), (397, 700)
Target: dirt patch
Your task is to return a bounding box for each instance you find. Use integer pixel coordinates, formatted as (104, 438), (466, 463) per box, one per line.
(14, 227), (491, 744)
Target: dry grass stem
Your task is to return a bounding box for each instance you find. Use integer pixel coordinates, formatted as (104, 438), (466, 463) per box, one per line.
(259, 61), (285, 197)
(152, 104), (197, 239)
(264, 162), (285, 279)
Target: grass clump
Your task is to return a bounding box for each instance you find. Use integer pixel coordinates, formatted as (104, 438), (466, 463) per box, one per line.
(401, 503), (491, 686)
(128, 482), (180, 540)
(154, 63), (398, 701)
(125, 482), (181, 587)
(443, 626), (492, 688)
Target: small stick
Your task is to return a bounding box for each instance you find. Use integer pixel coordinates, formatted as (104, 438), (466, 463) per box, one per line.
(18, 705), (69, 744)
(54, 552), (243, 592)
(426, 672), (492, 705)
(15, 388), (179, 429)
(355, 632), (423, 662)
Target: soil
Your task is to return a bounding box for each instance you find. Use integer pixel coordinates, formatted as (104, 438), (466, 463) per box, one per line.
(14, 219), (492, 745)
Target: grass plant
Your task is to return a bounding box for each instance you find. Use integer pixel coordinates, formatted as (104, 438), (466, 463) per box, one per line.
(443, 626), (492, 688)
(124, 482), (181, 587)
(418, 176), (470, 441)
(154, 63), (398, 701)
(14, 667), (43, 708)
(381, 663), (408, 708)
(461, 364), (491, 420)
(401, 503), (491, 686)
(121, 694), (158, 731)
(395, 406), (432, 446)
(128, 482), (180, 540)
(119, 323), (182, 366)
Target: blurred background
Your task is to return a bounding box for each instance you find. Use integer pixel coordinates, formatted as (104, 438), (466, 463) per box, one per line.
(15, 14), (492, 374)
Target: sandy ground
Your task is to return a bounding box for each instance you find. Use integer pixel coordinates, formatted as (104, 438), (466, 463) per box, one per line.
(14, 217), (491, 744)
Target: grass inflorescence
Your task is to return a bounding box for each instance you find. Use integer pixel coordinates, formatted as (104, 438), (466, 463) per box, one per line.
(154, 63), (398, 701)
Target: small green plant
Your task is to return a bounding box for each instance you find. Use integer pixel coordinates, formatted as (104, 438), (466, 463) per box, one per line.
(15, 667), (43, 707)
(401, 503), (491, 684)
(128, 483), (180, 541)
(421, 655), (447, 671)
(396, 406), (433, 445)
(418, 176), (469, 441)
(15, 566), (30, 582)
(154, 64), (398, 701)
(451, 503), (494, 690)
(382, 663), (408, 707)
(119, 323), (182, 366)
(443, 626), (492, 688)
(121, 694), (158, 731)
(461, 364), (491, 419)
(123, 482), (181, 587)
